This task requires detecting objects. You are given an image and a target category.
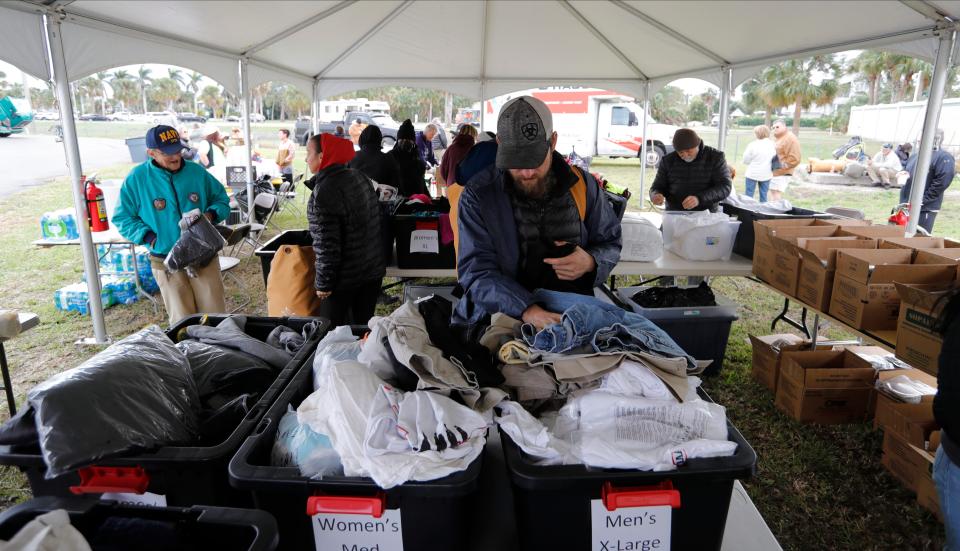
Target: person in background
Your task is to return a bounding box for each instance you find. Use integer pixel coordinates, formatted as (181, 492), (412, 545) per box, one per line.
(334, 125), (346, 139)
(437, 124), (478, 192)
(348, 125), (401, 191)
(899, 129), (955, 233)
(390, 119), (428, 197)
(741, 125), (777, 202)
(895, 142), (913, 166)
(431, 117), (449, 160)
(417, 123), (439, 167)
(276, 129), (296, 183)
(866, 143), (902, 188)
(305, 133), (385, 326)
(650, 128), (732, 212)
(196, 124), (226, 169)
(229, 127), (244, 146)
(348, 118), (365, 145)
(769, 119), (800, 202)
(934, 290), (960, 550)
(113, 125), (230, 325)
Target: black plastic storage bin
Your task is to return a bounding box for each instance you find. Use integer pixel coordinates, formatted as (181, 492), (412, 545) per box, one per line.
(229, 326), (482, 551)
(0, 496), (279, 551)
(721, 203), (833, 259)
(393, 197), (456, 269)
(502, 391), (756, 551)
(379, 197), (402, 265)
(0, 315), (327, 508)
(615, 286), (738, 377)
(254, 230), (312, 286)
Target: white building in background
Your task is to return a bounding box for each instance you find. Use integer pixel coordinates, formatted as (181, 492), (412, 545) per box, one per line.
(848, 99), (960, 147)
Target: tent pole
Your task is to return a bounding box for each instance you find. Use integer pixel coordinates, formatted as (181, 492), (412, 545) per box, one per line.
(717, 66), (732, 151)
(311, 80), (319, 135)
(44, 12), (108, 344)
(639, 80), (650, 199)
(238, 57), (255, 223)
(906, 30), (954, 236)
(479, 80), (486, 133)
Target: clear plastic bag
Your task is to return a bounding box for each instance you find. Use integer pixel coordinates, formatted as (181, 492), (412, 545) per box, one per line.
(663, 211), (740, 261)
(272, 407), (342, 477)
(27, 326), (201, 477)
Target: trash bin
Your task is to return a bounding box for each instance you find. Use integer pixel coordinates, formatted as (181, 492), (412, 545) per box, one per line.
(125, 136), (148, 164)
(0, 496), (279, 551)
(721, 203), (832, 259)
(254, 230), (313, 287)
(0, 315), (327, 507)
(229, 327), (482, 551)
(615, 286), (738, 376)
(501, 390), (756, 551)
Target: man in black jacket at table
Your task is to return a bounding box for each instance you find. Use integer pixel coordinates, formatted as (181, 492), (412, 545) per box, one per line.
(649, 128), (732, 212)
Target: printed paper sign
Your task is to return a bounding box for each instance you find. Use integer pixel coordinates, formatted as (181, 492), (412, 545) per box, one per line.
(101, 491), (167, 507)
(312, 509), (404, 551)
(591, 499), (671, 551)
(409, 230), (439, 254)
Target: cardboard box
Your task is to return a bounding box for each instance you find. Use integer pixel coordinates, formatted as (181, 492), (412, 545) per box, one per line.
(879, 236), (960, 251)
(828, 249), (957, 331)
(796, 237), (878, 311)
(839, 225), (910, 239)
(881, 430), (934, 493)
(873, 365), (938, 419)
(752, 219), (870, 283)
(774, 350), (876, 423)
(749, 333), (806, 392)
(873, 392), (931, 431)
(889, 402), (939, 450)
(916, 471), (943, 520)
(895, 282), (957, 375)
(916, 248), (960, 264)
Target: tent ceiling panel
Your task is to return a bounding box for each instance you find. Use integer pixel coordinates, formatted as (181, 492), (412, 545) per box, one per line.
(322, 1), (485, 79)
(253, 0), (401, 78)
(0, 5), (50, 80)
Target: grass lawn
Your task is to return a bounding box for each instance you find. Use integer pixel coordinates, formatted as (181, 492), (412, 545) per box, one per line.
(0, 140), (948, 548)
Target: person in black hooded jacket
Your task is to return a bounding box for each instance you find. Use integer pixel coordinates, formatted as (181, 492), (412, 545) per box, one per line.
(305, 133), (386, 326)
(650, 128), (732, 212)
(349, 125), (401, 192)
(390, 119), (428, 197)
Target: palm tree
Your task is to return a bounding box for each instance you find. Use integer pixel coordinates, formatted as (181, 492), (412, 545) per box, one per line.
(167, 68), (185, 89)
(285, 87), (310, 118)
(253, 82), (271, 116)
(849, 51), (886, 104)
(199, 85), (224, 118)
(150, 77), (182, 112)
(699, 89), (718, 116)
(137, 66), (153, 114)
(186, 71), (203, 114)
(760, 55), (839, 135)
(94, 71), (111, 114)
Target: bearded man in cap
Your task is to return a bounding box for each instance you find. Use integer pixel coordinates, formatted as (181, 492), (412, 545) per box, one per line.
(454, 96), (622, 329)
(649, 128), (732, 212)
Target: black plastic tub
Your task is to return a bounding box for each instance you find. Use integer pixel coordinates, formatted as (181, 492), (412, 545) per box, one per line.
(502, 390), (756, 551)
(254, 230), (313, 287)
(0, 496), (279, 551)
(0, 315), (327, 508)
(721, 203), (832, 259)
(229, 326), (482, 551)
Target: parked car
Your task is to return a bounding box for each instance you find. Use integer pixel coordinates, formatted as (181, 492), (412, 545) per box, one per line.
(33, 110), (58, 121)
(78, 114), (109, 121)
(145, 111), (177, 124)
(107, 111), (133, 121)
(0, 96), (33, 137)
(178, 112), (207, 123)
(250, 113), (265, 123)
(294, 111), (399, 146)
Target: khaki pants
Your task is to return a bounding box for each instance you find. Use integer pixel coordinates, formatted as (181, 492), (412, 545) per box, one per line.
(150, 256), (227, 326)
(867, 165), (898, 185)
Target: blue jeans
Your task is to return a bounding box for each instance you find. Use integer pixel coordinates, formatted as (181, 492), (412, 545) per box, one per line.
(522, 289), (695, 367)
(935, 444), (960, 550)
(744, 178), (769, 202)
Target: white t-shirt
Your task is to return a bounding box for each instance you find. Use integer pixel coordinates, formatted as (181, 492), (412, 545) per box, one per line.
(742, 138), (778, 182)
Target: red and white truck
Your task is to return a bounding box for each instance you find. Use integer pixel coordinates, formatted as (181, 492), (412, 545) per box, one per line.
(481, 88), (679, 166)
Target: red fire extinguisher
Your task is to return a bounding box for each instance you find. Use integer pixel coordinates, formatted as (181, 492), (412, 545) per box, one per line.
(84, 176), (110, 232)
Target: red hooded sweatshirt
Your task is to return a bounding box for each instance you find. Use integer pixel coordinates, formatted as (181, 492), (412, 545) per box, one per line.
(319, 133), (356, 170)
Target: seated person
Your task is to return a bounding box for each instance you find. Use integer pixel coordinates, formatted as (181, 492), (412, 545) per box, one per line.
(650, 128), (732, 212)
(454, 96), (622, 329)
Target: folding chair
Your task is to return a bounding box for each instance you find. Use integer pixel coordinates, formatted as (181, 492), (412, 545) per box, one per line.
(276, 178), (303, 217)
(254, 192), (281, 231)
(219, 256), (250, 313)
(825, 206), (866, 220)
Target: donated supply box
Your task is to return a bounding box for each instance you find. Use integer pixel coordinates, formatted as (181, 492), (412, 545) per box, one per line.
(838, 225), (909, 239)
(828, 249), (956, 331)
(878, 236), (960, 251)
(749, 334), (805, 393)
(871, 367), (937, 427)
(796, 237), (878, 312)
(751, 219), (868, 285)
(775, 350), (876, 424)
(894, 282), (957, 375)
(881, 430), (935, 494)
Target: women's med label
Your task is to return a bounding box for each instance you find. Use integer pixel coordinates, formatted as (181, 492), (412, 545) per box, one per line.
(312, 509), (404, 550)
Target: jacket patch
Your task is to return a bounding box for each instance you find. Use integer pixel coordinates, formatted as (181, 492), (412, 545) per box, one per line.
(188, 192), (199, 203)
(153, 198), (166, 211)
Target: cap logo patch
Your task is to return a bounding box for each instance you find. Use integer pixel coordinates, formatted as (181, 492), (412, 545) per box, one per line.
(521, 122), (539, 141)
(153, 198), (166, 211)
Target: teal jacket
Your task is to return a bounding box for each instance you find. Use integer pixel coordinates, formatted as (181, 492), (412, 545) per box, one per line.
(113, 160), (231, 255)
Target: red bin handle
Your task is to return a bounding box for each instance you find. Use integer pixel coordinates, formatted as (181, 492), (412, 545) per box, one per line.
(602, 481), (681, 511)
(307, 492), (386, 518)
(69, 466), (150, 495)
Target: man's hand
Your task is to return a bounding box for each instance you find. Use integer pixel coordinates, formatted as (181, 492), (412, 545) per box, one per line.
(522, 304), (562, 330)
(651, 192), (665, 206)
(544, 242), (596, 281)
(205, 211), (216, 223)
(682, 195), (700, 210)
(315, 290), (332, 301)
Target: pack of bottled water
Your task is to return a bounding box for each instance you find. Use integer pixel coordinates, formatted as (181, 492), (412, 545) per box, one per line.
(53, 282), (115, 315)
(40, 209), (80, 241)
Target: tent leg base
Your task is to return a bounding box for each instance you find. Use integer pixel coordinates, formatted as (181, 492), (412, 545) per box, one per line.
(75, 337), (111, 347)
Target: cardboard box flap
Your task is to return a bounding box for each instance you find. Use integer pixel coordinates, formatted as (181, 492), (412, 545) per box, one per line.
(895, 281), (958, 311)
(916, 249), (960, 263)
(797, 237), (878, 269)
(751, 333), (806, 348)
(840, 226), (908, 239)
(880, 237), (947, 250)
(870, 263), (956, 283)
(836, 249), (914, 283)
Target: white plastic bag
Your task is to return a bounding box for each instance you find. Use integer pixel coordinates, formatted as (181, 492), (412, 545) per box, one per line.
(312, 325), (361, 389)
(663, 211), (740, 261)
(620, 214), (663, 261)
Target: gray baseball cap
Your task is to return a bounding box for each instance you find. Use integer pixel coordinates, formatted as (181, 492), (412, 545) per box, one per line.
(496, 96), (554, 169)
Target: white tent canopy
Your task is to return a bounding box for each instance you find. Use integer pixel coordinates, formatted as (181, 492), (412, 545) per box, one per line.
(4, 0), (960, 98)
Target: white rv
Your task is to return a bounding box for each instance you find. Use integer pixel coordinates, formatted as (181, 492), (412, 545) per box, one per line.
(317, 98), (391, 123)
(482, 88), (679, 166)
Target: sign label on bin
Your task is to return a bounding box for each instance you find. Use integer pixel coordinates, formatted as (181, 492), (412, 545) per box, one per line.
(409, 230), (439, 254)
(591, 500), (671, 551)
(101, 491), (167, 507)
(312, 509), (404, 551)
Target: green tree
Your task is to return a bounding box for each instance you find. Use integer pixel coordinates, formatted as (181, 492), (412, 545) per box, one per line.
(186, 71), (204, 114)
(167, 68), (185, 89)
(149, 77), (181, 111)
(136, 66), (153, 113)
(199, 85), (224, 118)
(761, 55), (839, 135)
(849, 51), (886, 104)
(686, 97), (708, 123)
(699, 89), (718, 115)
(285, 87), (310, 118)
(650, 85), (686, 125)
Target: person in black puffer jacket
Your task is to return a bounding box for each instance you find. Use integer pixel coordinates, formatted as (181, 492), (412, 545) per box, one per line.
(650, 128), (732, 212)
(349, 125), (401, 192)
(934, 291), (960, 549)
(305, 133), (386, 326)
(390, 119), (428, 197)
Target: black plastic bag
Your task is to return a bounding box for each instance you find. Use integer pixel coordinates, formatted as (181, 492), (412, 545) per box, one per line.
(164, 213), (226, 275)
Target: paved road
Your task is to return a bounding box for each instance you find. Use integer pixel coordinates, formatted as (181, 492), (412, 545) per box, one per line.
(0, 134), (131, 199)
